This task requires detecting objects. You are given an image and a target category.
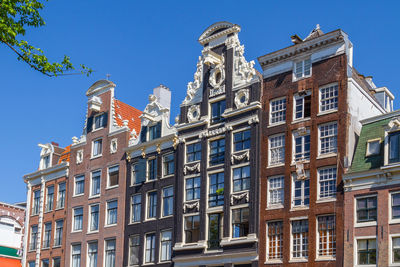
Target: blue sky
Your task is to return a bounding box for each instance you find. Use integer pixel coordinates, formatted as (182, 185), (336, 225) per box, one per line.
(1, 0), (399, 203)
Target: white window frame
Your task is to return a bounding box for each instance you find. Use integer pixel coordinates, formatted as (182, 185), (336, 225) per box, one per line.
(292, 129), (310, 163)
(353, 236), (377, 267)
(184, 175), (201, 202)
(293, 57), (311, 81)
(209, 96), (226, 125)
(159, 229), (172, 262)
(318, 121), (338, 156)
(105, 199), (118, 226)
(87, 241), (98, 267)
(267, 175), (284, 209)
(147, 157), (157, 181)
(230, 205), (250, 239)
(91, 138), (103, 158)
(268, 133), (285, 166)
(129, 235), (140, 266)
(90, 170), (101, 197)
(104, 238), (116, 267)
(319, 83), (338, 114)
(53, 219), (63, 247)
(266, 220), (283, 263)
(317, 166), (337, 202)
(144, 232), (156, 264)
(354, 194), (378, 228)
(389, 234), (400, 266)
(389, 191), (400, 224)
(290, 218), (309, 261)
(291, 172), (310, 209)
(107, 165), (119, 189)
(72, 207), (83, 232)
(146, 190), (158, 220)
(161, 186), (174, 218)
(183, 213), (200, 244)
(293, 90), (312, 121)
(366, 138), (381, 157)
(162, 153), (175, 178)
(93, 113), (105, 131)
(316, 215), (336, 260)
(88, 203), (100, 233)
(71, 243), (81, 267)
(130, 194), (142, 224)
(74, 175), (85, 197)
(269, 97), (287, 125)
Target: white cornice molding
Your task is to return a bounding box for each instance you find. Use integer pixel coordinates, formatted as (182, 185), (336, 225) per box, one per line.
(359, 109), (400, 125)
(198, 22), (241, 45)
(125, 133), (176, 154)
(23, 162), (69, 182)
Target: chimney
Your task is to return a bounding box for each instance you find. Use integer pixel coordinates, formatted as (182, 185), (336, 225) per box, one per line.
(153, 84), (171, 111)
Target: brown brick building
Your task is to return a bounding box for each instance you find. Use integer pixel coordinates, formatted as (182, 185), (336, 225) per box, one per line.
(257, 26), (390, 266)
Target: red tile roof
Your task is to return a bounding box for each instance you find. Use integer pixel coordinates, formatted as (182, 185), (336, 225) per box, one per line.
(58, 145), (71, 164)
(114, 99), (142, 134)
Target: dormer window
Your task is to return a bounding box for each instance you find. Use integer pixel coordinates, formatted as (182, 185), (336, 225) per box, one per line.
(87, 112), (107, 133)
(211, 100), (226, 124)
(389, 132), (400, 164)
(94, 113), (105, 130)
(140, 122), (161, 142)
(294, 58), (311, 80)
(366, 139), (381, 157)
(41, 155), (50, 169)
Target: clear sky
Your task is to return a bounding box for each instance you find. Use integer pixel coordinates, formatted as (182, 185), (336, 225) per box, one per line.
(1, 0), (399, 204)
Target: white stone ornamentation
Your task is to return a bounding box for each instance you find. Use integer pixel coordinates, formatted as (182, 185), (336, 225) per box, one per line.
(183, 201), (199, 213)
(187, 105), (200, 123)
(76, 150), (83, 164)
(184, 162), (201, 175)
(110, 138), (118, 154)
(234, 89), (249, 109)
(230, 191), (249, 205)
(231, 150), (250, 164)
(183, 56), (204, 105)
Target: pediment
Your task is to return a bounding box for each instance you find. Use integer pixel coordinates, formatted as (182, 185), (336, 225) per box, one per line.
(198, 21), (240, 45)
(86, 80), (115, 96)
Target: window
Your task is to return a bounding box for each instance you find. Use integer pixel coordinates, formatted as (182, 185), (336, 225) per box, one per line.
(91, 171), (101, 196)
(208, 213), (222, 249)
(233, 166), (250, 192)
(54, 220), (63, 247)
(88, 242), (98, 267)
(209, 172), (224, 207)
(145, 233), (156, 263)
(108, 166), (119, 187)
(269, 134), (285, 166)
(45, 186), (54, 211)
(42, 155), (50, 169)
(392, 193), (400, 219)
(393, 237), (400, 263)
(294, 133), (310, 161)
(268, 176), (284, 207)
(357, 239), (376, 265)
(294, 58), (311, 79)
(74, 175), (85, 196)
(187, 142), (201, 162)
(32, 190), (40, 215)
(53, 258), (60, 267)
(131, 194), (141, 223)
(232, 208), (249, 238)
(162, 187), (173, 217)
(148, 122), (161, 141)
(389, 131), (400, 163)
(319, 84), (338, 112)
(292, 219), (308, 259)
(160, 230), (172, 261)
(71, 244), (81, 267)
(28, 261), (35, 267)
(185, 177), (200, 201)
(94, 113), (107, 130)
(43, 222), (51, 248)
(73, 207), (83, 231)
(270, 98), (286, 124)
(294, 92), (311, 120)
(318, 167), (337, 199)
(319, 122), (337, 155)
(92, 138), (102, 157)
(356, 196), (377, 223)
(267, 221), (283, 260)
(107, 200), (118, 225)
(163, 154), (174, 176)
(210, 139), (225, 165)
(30, 225), (38, 250)
(57, 182), (66, 209)
(211, 100), (226, 124)
(89, 204), (99, 231)
(184, 215), (200, 243)
(129, 235), (140, 266)
(41, 259), (49, 267)
(105, 239), (116, 267)
(317, 215), (336, 258)
(147, 158), (157, 181)
(147, 192), (157, 219)
(292, 176), (309, 207)
(131, 159), (146, 185)
(366, 139), (380, 156)
(234, 130), (251, 151)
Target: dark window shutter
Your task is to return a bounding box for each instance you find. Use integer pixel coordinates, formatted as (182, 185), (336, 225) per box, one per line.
(137, 159), (147, 183)
(102, 112), (108, 128)
(87, 116), (93, 133)
(156, 122), (162, 138)
(140, 126), (147, 143)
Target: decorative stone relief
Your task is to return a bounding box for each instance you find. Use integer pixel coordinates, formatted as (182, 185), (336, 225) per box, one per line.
(199, 126), (232, 138)
(208, 56), (225, 89)
(183, 201), (199, 213)
(183, 56), (204, 105)
(76, 150), (83, 164)
(110, 138), (118, 154)
(230, 191), (249, 205)
(234, 89), (249, 109)
(248, 116), (259, 125)
(187, 105), (200, 123)
(231, 150), (250, 164)
(184, 162), (201, 175)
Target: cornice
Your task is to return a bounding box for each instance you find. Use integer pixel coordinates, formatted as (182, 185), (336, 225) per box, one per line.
(23, 162), (69, 182)
(176, 119), (208, 131)
(360, 109), (400, 125)
(125, 133), (176, 154)
(198, 22), (241, 45)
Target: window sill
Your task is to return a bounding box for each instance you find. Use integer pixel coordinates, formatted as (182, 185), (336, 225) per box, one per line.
(145, 179), (157, 184)
(158, 260), (172, 264)
(104, 224), (117, 228)
(316, 198), (336, 204)
(142, 263), (155, 266)
(316, 153), (337, 160)
(290, 206), (309, 211)
(87, 230), (99, 234)
(293, 75), (311, 83)
(73, 194), (84, 198)
(30, 213), (39, 217)
(389, 219), (400, 225)
(129, 221), (141, 225)
(41, 247), (50, 251)
(264, 260), (283, 265)
(292, 117), (311, 124)
(161, 215), (174, 219)
(208, 163), (224, 169)
(355, 221), (377, 228)
(288, 258), (308, 263)
(71, 230), (82, 233)
(173, 242), (206, 251)
(44, 210), (53, 214)
(106, 185), (119, 190)
(266, 204), (284, 210)
(267, 163), (285, 169)
(55, 207), (64, 211)
(267, 121), (286, 128)
(161, 174), (174, 179)
(220, 234), (258, 246)
(88, 195), (100, 200)
(90, 154), (102, 160)
(91, 127), (104, 133)
(317, 109), (338, 117)
(315, 257), (336, 261)
(53, 245), (62, 249)
(145, 218), (157, 222)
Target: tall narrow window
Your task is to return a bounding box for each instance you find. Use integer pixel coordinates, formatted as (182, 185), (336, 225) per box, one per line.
(53, 258), (60, 267)
(357, 239), (376, 265)
(294, 58), (311, 79)
(41, 155), (50, 169)
(270, 98), (286, 124)
(41, 259), (49, 267)
(71, 244), (81, 267)
(233, 166), (250, 192)
(392, 193), (400, 219)
(32, 190), (41, 215)
(57, 182), (66, 209)
(186, 142), (201, 162)
(209, 139), (225, 165)
(91, 171), (101, 196)
(319, 84), (338, 112)
(232, 208), (249, 238)
(105, 239), (116, 267)
(129, 235), (140, 266)
(293, 175), (310, 207)
(42, 222), (51, 248)
(294, 92), (311, 119)
(163, 154), (174, 176)
(317, 215), (336, 258)
(147, 192), (157, 219)
(131, 159), (146, 185)
(318, 167), (337, 199)
(30, 225), (38, 250)
(211, 100), (226, 124)
(160, 230), (172, 261)
(294, 133), (310, 161)
(269, 134), (285, 166)
(148, 122), (161, 141)
(88, 242), (98, 267)
(46, 186), (54, 211)
(54, 220), (63, 247)
(92, 139), (102, 157)
(107, 200), (118, 225)
(162, 187), (173, 217)
(392, 237), (400, 263)
(319, 122), (337, 155)
(233, 130), (251, 151)
(131, 194), (141, 223)
(209, 172), (224, 207)
(356, 196), (377, 223)
(268, 176), (284, 207)
(389, 132), (400, 164)
(208, 213), (222, 249)
(184, 215), (200, 243)
(73, 207), (83, 231)
(292, 219), (308, 259)
(185, 177), (200, 201)
(89, 204), (99, 231)
(147, 158), (157, 181)
(145, 234), (156, 263)
(267, 221), (283, 260)
(75, 175), (85, 196)
(108, 166), (119, 187)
